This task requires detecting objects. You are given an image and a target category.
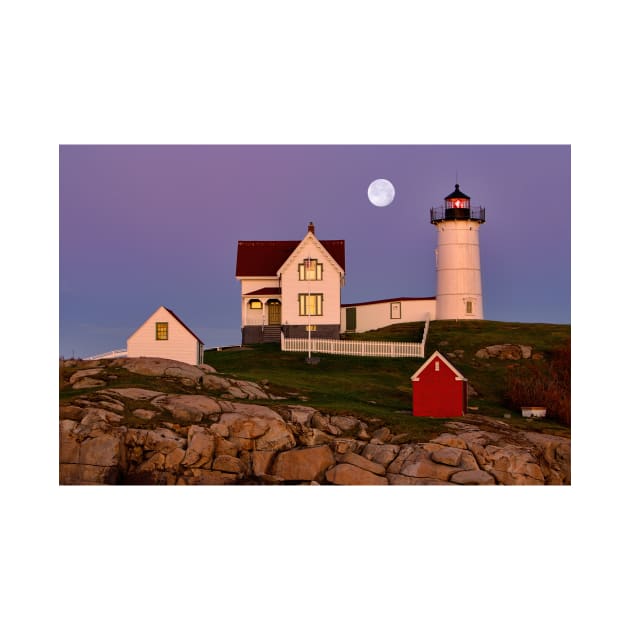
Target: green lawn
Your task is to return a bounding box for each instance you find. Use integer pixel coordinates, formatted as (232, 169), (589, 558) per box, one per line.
(204, 320), (570, 441)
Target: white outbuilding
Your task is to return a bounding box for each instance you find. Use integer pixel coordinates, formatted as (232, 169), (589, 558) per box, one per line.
(341, 297), (436, 334)
(126, 306), (204, 365)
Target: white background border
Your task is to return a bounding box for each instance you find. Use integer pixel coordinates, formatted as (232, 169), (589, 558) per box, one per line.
(3, 1), (627, 629)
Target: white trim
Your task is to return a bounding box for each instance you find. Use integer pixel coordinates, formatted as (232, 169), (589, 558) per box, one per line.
(410, 350), (467, 381)
(127, 305), (201, 343)
(276, 232), (344, 278)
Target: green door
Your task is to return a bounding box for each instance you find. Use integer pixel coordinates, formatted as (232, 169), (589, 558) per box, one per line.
(346, 307), (356, 332)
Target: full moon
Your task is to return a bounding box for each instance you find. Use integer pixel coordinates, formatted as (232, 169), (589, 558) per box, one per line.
(367, 178), (395, 207)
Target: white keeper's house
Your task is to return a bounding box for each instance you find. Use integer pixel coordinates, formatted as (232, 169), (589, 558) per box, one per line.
(235, 183), (486, 344)
(236, 222), (346, 344)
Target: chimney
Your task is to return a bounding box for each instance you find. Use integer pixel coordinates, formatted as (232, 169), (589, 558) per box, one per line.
(308, 221), (315, 234)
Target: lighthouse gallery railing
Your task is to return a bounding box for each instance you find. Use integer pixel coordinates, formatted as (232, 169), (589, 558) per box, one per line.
(430, 206), (485, 223)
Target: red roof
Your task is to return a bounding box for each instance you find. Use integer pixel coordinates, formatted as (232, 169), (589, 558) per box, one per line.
(244, 287), (281, 296)
(342, 296), (435, 308)
(410, 350), (466, 382)
(164, 307), (204, 345)
(236, 240), (345, 277)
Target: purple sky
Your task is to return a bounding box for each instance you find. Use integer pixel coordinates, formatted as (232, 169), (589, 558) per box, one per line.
(59, 145), (570, 358)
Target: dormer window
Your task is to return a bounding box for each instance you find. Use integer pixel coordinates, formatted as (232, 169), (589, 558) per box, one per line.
(299, 258), (323, 280)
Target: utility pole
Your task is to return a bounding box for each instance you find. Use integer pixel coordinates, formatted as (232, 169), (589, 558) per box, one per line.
(307, 256), (312, 360)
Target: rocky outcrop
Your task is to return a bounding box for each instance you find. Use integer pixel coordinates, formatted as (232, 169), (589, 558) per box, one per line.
(59, 358), (571, 485)
(326, 463), (388, 485)
(475, 344), (533, 360)
(88, 356), (277, 400)
(272, 446), (335, 482)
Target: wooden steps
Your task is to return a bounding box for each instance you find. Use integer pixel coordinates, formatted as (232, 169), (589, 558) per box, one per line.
(263, 325), (281, 343)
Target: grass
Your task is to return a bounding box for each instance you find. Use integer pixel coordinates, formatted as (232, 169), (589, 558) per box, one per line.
(203, 320), (571, 441)
(206, 344), (440, 439)
(59, 320), (570, 443)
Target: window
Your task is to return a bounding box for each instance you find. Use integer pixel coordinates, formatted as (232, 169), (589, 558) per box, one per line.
(446, 198), (470, 210)
(248, 299), (262, 310)
(298, 258), (323, 281)
(466, 301), (473, 314)
(299, 293), (323, 316)
(156, 322), (168, 340)
(435, 360), (440, 372)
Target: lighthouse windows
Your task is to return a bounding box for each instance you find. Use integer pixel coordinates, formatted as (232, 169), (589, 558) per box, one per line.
(446, 198), (470, 210)
(466, 301), (473, 314)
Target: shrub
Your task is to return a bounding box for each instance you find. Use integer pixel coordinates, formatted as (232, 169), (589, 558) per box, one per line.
(504, 343), (570, 426)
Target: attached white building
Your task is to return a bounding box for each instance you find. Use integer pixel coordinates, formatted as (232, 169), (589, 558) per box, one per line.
(235, 222), (345, 344)
(127, 305), (204, 365)
(341, 297), (436, 334)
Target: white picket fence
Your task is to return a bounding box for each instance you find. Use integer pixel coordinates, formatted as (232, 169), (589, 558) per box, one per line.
(84, 348), (127, 360)
(281, 316), (429, 358)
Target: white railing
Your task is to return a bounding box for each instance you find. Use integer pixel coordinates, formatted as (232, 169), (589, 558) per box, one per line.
(420, 314), (430, 348)
(282, 335), (424, 358)
(281, 314), (430, 358)
(84, 348), (127, 360)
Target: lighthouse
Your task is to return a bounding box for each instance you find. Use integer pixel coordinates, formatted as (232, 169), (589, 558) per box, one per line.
(431, 184), (486, 320)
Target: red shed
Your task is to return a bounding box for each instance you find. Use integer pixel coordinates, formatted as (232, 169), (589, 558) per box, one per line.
(410, 350), (468, 417)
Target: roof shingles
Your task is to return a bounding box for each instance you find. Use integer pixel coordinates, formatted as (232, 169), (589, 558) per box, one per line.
(236, 240), (345, 277)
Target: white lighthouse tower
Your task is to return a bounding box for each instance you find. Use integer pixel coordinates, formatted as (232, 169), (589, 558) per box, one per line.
(431, 183), (486, 320)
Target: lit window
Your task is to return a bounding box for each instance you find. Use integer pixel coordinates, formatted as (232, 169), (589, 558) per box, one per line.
(156, 322), (168, 340)
(447, 198), (469, 210)
(435, 361), (440, 372)
(299, 258), (323, 280)
(466, 301), (473, 314)
(248, 299), (262, 310)
(299, 293), (323, 316)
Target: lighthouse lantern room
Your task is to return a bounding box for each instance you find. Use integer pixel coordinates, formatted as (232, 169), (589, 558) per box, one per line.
(431, 184), (486, 320)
